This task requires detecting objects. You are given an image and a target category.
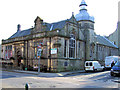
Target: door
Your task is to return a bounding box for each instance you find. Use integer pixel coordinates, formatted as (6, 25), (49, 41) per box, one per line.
(17, 51), (21, 67)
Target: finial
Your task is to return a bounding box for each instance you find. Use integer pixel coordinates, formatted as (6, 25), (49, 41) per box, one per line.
(72, 12), (74, 16)
(79, 0), (87, 7)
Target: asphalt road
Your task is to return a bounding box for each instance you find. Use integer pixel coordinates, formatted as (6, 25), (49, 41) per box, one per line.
(1, 70), (120, 88)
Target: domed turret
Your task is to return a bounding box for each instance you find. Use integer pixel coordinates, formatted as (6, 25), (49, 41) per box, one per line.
(75, 0), (94, 22)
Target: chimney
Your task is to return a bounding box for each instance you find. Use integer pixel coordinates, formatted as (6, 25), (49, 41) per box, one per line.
(17, 24), (21, 32)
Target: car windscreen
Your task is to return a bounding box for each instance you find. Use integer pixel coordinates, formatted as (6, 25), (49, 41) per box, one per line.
(114, 62), (120, 67)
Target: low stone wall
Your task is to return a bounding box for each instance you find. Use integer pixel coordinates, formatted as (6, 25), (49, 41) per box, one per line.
(50, 59), (85, 72)
(1, 59), (85, 72)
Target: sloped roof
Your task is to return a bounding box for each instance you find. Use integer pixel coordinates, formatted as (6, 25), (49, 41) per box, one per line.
(46, 20), (67, 31)
(96, 35), (118, 48)
(9, 28), (32, 39)
(8, 20), (67, 39)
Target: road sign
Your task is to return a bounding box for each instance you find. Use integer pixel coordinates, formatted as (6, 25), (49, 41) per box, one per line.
(37, 50), (41, 57)
(38, 49), (42, 52)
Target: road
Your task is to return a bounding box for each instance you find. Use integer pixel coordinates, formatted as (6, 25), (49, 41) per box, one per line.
(1, 70), (120, 88)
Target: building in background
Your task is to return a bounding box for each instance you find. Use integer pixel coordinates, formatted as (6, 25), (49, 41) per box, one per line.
(1, 0), (118, 72)
(0, 44), (1, 59)
(108, 22), (120, 56)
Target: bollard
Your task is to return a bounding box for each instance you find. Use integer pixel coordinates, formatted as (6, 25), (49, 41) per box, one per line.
(25, 83), (28, 90)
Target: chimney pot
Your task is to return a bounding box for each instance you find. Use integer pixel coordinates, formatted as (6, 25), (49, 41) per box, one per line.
(17, 24), (21, 32)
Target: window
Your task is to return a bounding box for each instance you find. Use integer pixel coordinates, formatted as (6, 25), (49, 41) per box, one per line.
(5, 45), (12, 59)
(69, 34), (76, 58)
(8, 45), (12, 58)
(86, 62), (92, 66)
(64, 40), (67, 57)
(64, 62), (68, 66)
(89, 62), (92, 66)
(86, 62), (88, 66)
(79, 42), (80, 49)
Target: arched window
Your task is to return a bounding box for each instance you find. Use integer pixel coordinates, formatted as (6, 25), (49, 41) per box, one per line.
(69, 34), (76, 58)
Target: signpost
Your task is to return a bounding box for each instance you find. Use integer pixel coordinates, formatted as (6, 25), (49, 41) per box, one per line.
(37, 44), (42, 74)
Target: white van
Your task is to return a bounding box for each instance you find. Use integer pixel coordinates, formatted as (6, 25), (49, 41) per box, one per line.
(85, 61), (104, 72)
(105, 56), (120, 69)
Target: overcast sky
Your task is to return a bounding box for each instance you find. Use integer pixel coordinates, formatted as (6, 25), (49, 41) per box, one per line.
(0, 0), (119, 44)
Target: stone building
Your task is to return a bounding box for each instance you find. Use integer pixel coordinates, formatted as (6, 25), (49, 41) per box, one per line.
(0, 44), (1, 59)
(108, 22), (120, 56)
(1, 0), (118, 72)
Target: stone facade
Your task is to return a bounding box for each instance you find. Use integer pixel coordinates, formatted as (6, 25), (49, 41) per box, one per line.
(1, 0), (118, 72)
(108, 21), (120, 56)
(0, 45), (1, 59)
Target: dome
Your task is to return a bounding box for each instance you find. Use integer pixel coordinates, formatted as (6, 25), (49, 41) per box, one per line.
(75, 0), (94, 22)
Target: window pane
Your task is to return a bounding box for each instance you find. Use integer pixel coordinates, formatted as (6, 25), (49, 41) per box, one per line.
(69, 34), (76, 58)
(86, 63), (88, 66)
(90, 62), (92, 66)
(64, 40), (67, 57)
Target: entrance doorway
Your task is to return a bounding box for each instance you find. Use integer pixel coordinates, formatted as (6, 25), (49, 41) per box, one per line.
(17, 51), (21, 67)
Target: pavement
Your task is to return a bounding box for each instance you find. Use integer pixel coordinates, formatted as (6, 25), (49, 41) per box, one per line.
(2, 68), (85, 77)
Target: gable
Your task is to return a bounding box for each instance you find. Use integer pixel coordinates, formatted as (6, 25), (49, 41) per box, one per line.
(68, 16), (78, 24)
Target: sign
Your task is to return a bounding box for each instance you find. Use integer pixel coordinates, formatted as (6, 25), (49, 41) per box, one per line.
(51, 48), (57, 54)
(37, 50), (41, 57)
(38, 49), (42, 52)
(37, 43), (42, 58)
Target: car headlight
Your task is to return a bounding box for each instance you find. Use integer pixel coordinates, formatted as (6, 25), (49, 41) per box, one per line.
(111, 69), (113, 71)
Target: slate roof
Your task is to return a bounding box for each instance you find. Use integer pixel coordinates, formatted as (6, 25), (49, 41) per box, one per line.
(9, 28), (32, 39)
(8, 20), (117, 49)
(9, 20), (67, 39)
(96, 35), (118, 48)
(45, 20), (67, 31)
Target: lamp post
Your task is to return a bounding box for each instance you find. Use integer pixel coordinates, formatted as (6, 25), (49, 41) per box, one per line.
(37, 43), (42, 74)
(49, 37), (51, 72)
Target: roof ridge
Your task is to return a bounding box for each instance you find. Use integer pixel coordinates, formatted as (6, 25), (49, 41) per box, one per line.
(51, 19), (68, 24)
(102, 36), (118, 48)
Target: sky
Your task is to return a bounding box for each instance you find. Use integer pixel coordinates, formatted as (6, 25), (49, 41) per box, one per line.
(0, 0), (119, 44)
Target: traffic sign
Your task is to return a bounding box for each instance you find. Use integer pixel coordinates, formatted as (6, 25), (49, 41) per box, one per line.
(37, 50), (41, 57)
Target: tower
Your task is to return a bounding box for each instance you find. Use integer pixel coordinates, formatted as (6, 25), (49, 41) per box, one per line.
(75, 0), (96, 60)
(118, 2), (120, 56)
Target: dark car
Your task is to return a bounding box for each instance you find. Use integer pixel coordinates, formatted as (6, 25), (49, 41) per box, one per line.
(110, 61), (120, 76)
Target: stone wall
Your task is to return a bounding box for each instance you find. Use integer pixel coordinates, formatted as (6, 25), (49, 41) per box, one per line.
(50, 59), (84, 72)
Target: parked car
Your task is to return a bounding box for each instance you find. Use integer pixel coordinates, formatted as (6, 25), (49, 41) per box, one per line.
(85, 61), (104, 72)
(110, 61), (120, 76)
(105, 56), (120, 69)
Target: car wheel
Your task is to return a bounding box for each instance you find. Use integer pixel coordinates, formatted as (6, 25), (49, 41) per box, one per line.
(113, 73), (116, 77)
(94, 69), (97, 72)
(102, 68), (105, 71)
